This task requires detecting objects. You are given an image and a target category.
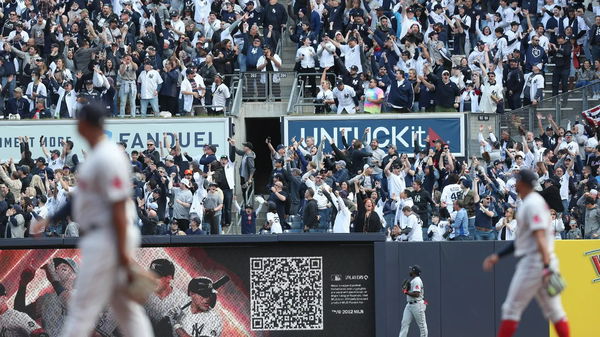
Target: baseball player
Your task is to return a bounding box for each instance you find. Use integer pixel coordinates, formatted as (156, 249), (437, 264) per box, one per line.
(168, 278), (223, 337)
(145, 259), (187, 337)
(0, 283), (48, 337)
(483, 169), (570, 337)
(15, 258), (120, 337)
(32, 104), (153, 337)
(399, 265), (427, 337)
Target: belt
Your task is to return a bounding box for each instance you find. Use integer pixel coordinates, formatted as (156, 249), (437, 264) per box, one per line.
(408, 300), (423, 304)
(476, 226), (493, 232)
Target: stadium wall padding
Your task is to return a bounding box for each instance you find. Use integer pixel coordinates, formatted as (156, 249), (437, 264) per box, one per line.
(1, 236), (588, 337)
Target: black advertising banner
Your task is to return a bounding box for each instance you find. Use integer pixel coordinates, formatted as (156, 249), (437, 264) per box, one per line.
(0, 243), (374, 337)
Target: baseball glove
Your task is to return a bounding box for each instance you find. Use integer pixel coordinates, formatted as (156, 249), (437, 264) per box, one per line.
(402, 279), (410, 294)
(545, 270), (566, 297)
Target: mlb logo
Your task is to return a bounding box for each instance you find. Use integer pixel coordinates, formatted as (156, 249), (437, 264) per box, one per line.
(585, 249), (600, 283)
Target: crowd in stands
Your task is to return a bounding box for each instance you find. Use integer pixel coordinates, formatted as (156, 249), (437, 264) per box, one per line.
(3, 110), (600, 240)
(4, 0), (600, 118)
(295, 0), (600, 114)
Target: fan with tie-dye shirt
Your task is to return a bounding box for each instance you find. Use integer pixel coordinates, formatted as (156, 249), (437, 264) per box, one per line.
(363, 79), (385, 113)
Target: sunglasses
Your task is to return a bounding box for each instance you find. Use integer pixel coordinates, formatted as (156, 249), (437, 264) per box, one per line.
(147, 143), (154, 146)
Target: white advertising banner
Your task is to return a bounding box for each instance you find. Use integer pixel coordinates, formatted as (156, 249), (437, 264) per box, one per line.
(0, 118), (230, 161)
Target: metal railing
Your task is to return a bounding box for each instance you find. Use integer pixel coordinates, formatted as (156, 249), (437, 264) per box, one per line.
(229, 77), (243, 116)
(287, 72), (333, 114)
(239, 71), (295, 102)
(498, 80), (600, 135)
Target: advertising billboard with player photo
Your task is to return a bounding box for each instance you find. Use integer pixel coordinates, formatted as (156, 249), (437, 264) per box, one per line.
(0, 244), (375, 337)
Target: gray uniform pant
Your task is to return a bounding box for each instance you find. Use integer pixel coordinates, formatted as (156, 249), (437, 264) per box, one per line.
(501, 254), (566, 322)
(399, 301), (428, 337)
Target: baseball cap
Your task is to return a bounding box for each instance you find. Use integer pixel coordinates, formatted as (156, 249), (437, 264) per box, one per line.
(363, 163), (374, 170)
(534, 63), (543, 70)
(180, 178), (191, 188)
(84, 79), (93, 85)
(165, 155), (174, 162)
(150, 259), (175, 277)
(476, 40), (485, 46)
(410, 265), (421, 275)
(184, 169), (193, 175)
(590, 189), (599, 196)
(53, 257), (78, 272)
(220, 155), (229, 160)
(514, 169), (537, 187)
(276, 144), (286, 151)
(335, 160), (346, 168)
(152, 188), (162, 195)
(242, 142), (254, 150)
(350, 65), (359, 72)
(36, 157), (46, 164)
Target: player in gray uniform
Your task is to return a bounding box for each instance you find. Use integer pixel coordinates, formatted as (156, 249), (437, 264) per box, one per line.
(145, 259), (187, 337)
(32, 104), (153, 337)
(399, 265), (427, 337)
(15, 258), (119, 337)
(483, 169), (570, 337)
(0, 283), (48, 337)
(168, 278), (223, 337)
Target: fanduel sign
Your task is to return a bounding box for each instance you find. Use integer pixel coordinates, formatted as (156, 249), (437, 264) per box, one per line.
(283, 114), (465, 156)
(0, 118), (230, 161)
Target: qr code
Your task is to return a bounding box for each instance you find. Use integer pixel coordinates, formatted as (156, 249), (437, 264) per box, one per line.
(250, 257), (323, 330)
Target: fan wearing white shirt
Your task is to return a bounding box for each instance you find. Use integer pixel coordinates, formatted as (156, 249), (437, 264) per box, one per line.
(210, 74), (231, 115)
(332, 79), (356, 114)
(180, 69), (206, 115)
(137, 60), (163, 117)
(329, 36), (362, 73)
(399, 206), (423, 242)
(296, 37), (317, 97)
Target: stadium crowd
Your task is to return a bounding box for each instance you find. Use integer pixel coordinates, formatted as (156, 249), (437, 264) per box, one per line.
(2, 0), (600, 117)
(298, 0), (600, 114)
(2, 110), (600, 240)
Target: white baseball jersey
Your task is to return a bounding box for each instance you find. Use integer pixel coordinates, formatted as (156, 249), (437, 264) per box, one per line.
(0, 308), (41, 337)
(428, 220), (449, 242)
(73, 139), (135, 232)
(406, 277), (424, 302)
(387, 171), (407, 198)
(137, 69), (163, 99)
(267, 212), (282, 234)
(145, 287), (187, 323)
(404, 214), (423, 242)
(441, 183), (463, 213)
(37, 292), (68, 336)
(178, 306), (223, 337)
(514, 192), (555, 257)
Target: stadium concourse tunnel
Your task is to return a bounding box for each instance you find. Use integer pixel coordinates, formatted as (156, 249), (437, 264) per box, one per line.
(245, 117), (282, 195)
(0, 235), (596, 337)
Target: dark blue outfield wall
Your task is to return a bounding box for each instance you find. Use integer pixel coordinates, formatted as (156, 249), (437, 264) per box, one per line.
(0, 235), (547, 337)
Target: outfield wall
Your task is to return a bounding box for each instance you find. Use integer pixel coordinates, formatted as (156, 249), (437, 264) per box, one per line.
(0, 235), (596, 337)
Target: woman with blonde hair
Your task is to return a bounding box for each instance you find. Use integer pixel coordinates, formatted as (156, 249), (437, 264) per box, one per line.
(29, 174), (46, 196)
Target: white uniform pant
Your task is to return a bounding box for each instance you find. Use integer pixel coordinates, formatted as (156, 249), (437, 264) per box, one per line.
(501, 254), (566, 323)
(60, 227), (154, 337)
(399, 301), (428, 337)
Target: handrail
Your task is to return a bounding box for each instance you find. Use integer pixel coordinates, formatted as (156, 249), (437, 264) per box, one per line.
(287, 75), (299, 114)
(229, 78), (244, 116)
(499, 79), (600, 134)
